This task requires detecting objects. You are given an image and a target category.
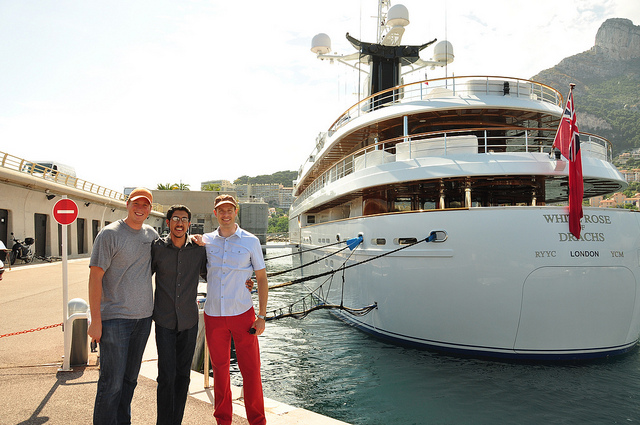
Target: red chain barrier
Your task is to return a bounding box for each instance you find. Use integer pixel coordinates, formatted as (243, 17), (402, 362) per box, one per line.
(0, 323), (63, 338)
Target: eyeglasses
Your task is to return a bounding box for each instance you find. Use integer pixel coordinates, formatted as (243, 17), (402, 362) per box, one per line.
(170, 216), (190, 223)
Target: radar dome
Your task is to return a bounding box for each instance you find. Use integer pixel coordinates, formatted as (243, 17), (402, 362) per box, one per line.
(433, 40), (454, 63)
(387, 4), (409, 27)
(311, 33), (331, 54)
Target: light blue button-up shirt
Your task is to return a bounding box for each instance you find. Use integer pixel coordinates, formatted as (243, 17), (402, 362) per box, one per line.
(202, 226), (265, 317)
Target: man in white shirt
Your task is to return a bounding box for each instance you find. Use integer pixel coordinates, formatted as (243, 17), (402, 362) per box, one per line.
(202, 195), (268, 425)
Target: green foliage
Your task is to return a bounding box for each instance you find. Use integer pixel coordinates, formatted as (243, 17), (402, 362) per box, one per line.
(156, 182), (190, 191)
(202, 183), (221, 191)
(579, 76), (640, 154)
(267, 215), (289, 233)
(233, 170), (297, 187)
(623, 181), (640, 198)
(533, 53), (640, 156)
(614, 157), (640, 169)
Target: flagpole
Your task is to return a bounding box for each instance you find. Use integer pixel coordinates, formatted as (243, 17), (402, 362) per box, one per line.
(569, 83), (576, 161)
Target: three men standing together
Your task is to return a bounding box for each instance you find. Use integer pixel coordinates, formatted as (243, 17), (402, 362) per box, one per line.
(88, 190), (269, 425)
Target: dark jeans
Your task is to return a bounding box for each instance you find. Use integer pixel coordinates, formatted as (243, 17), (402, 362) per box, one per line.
(155, 323), (198, 425)
(93, 316), (152, 425)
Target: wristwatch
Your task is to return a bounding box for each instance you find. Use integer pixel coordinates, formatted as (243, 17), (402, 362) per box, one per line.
(256, 314), (266, 320)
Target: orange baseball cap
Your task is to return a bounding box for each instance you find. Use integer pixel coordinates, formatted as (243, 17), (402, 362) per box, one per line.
(214, 194), (238, 209)
(128, 187), (153, 204)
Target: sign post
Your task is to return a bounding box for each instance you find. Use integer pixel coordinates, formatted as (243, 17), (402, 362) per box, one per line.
(53, 197), (79, 371)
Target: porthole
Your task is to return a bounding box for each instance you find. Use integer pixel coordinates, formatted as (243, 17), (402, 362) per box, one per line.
(394, 237), (418, 245)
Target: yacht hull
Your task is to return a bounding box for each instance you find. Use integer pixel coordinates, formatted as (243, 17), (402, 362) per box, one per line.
(295, 206), (640, 360)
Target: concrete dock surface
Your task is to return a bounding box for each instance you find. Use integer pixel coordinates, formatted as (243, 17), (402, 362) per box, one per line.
(0, 258), (350, 425)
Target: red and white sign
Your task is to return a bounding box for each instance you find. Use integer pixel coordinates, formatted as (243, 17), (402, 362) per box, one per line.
(53, 198), (79, 225)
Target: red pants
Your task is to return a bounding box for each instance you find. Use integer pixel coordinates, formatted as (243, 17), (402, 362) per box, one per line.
(204, 309), (266, 425)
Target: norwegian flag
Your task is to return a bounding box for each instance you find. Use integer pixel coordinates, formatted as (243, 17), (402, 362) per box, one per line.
(553, 84), (583, 239)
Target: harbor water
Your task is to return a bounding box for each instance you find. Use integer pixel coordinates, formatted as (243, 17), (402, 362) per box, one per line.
(237, 246), (640, 424)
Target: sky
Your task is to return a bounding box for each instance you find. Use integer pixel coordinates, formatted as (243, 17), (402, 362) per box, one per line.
(1, 0), (639, 193)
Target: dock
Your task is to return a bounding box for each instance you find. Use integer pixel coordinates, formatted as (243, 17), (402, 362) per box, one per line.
(261, 243), (298, 250)
(0, 258), (349, 425)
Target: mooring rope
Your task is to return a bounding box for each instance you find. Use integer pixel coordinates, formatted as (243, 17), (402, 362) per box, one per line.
(266, 244), (351, 278)
(266, 299), (378, 321)
(268, 232), (437, 290)
(263, 239), (346, 261)
(265, 231), (438, 320)
(267, 238), (374, 320)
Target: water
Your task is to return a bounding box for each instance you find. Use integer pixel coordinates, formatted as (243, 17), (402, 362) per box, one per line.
(249, 247), (640, 424)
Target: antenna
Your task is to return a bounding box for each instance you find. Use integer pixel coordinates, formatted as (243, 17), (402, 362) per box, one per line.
(311, 1), (454, 94)
(376, 0), (389, 44)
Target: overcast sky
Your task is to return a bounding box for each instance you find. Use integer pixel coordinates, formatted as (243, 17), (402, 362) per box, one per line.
(1, 0), (639, 193)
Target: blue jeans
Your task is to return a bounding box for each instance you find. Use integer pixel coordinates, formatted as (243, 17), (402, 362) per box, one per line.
(155, 323), (198, 425)
(93, 317), (152, 425)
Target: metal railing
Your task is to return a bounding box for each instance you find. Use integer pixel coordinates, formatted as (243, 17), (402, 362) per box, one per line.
(326, 76), (562, 137)
(0, 150), (126, 201)
(295, 76), (564, 192)
(292, 128), (612, 208)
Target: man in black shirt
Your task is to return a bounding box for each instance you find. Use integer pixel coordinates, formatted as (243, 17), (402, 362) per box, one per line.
(151, 205), (253, 424)
(151, 205), (206, 425)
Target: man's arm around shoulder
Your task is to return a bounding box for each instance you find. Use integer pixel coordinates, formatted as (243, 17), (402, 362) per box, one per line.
(251, 268), (269, 336)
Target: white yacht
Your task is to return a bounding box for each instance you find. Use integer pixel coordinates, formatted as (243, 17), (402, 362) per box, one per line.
(287, 1), (640, 360)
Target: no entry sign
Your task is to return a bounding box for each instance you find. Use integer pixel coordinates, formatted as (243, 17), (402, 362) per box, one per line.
(53, 198), (79, 225)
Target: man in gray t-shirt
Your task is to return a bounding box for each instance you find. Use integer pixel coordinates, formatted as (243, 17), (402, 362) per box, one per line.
(88, 187), (158, 425)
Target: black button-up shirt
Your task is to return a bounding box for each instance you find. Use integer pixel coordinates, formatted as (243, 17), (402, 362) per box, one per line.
(151, 236), (207, 331)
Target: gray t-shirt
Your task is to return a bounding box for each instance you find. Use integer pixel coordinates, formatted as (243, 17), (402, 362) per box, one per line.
(90, 219), (158, 320)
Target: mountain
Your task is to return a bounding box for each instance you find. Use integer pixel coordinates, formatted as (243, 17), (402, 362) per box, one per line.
(531, 18), (640, 154)
(233, 170), (297, 187)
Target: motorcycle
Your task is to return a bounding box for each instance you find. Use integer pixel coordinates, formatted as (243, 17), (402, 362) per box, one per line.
(10, 233), (34, 265)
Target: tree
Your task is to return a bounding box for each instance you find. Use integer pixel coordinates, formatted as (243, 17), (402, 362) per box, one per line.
(267, 216), (289, 233)
(233, 171), (297, 187)
(623, 181), (640, 198)
(202, 183), (221, 191)
(157, 182), (190, 191)
(173, 182), (190, 191)
(234, 175), (251, 185)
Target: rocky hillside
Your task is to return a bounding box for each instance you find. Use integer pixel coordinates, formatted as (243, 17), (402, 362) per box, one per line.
(531, 18), (640, 154)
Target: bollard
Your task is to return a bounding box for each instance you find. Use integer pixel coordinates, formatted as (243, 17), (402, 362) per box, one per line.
(67, 298), (89, 366)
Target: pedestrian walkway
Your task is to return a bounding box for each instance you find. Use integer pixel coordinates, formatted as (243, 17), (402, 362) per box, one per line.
(0, 258), (349, 424)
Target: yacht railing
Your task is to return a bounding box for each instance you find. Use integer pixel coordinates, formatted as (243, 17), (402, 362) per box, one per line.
(292, 128), (612, 208)
(0, 150), (126, 201)
(296, 76), (563, 184)
(327, 76), (562, 137)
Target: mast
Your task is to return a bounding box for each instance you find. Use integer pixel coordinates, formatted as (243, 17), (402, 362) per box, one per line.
(311, 1), (454, 103)
(376, 0), (390, 44)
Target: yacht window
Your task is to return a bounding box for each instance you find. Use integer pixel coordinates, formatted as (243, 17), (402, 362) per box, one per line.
(363, 198), (388, 215)
(421, 200), (437, 209)
(393, 197), (412, 212)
